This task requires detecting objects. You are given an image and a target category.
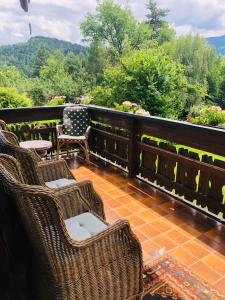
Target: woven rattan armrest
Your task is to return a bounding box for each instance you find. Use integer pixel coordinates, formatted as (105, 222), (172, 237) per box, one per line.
(38, 159), (74, 182)
(54, 185), (92, 219)
(74, 179), (105, 219)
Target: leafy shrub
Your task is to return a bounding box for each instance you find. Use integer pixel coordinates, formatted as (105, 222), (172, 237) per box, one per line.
(91, 49), (188, 118)
(27, 79), (49, 106)
(187, 105), (225, 127)
(79, 95), (93, 105)
(114, 101), (141, 113)
(45, 96), (66, 106)
(90, 86), (113, 107)
(0, 87), (32, 108)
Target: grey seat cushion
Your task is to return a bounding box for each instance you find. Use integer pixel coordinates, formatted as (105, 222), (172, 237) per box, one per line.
(45, 178), (76, 189)
(57, 134), (86, 140)
(65, 212), (107, 241)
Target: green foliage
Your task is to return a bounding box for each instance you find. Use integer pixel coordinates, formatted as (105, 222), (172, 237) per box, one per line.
(188, 104), (225, 126)
(0, 66), (28, 92)
(114, 101), (141, 113)
(146, 0), (169, 39)
(0, 0), (224, 125)
(0, 87), (32, 108)
(216, 59), (225, 108)
(0, 36), (87, 76)
(79, 95), (93, 105)
(86, 41), (108, 84)
(45, 96), (66, 106)
(157, 23), (175, 45)
(64, 52), (91, 94)
(90, 85), (113, 107)
(81, 0), (151, 58)
(27, 78), (49, 106)
(39, 51), (76, 99)
(164, 35), (219, 86)
(163, 35), (221, 111)
(91, 49), (188, 118)
(32, 43), (49, 77)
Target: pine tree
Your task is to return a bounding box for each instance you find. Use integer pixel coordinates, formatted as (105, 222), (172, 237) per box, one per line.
(146, 0), (169, 38)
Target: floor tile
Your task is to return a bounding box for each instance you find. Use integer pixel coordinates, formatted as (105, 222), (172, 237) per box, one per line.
(169, 247), (199, 266)
(178, 223), (201, 237)
(190, 261), (221, 284)
(125, 202), (145, 213)
(152, 235), (177, 251)
(138, 224), (161, 238)
(166, 229), (190, 244)
(182, 239), (210, 259)
(105, 198), (122, 209)
(114, 206), (133, 217)
(133, 229), (148, 242)
(150, 220), (172, 233)
(214, 278), (225, 295)
(127, 215), (146, 227)
(138, 210), (158, 222)
(70, 157), (225, 292)
(202, 254), (225, 275)
(142, 240), (163, 255)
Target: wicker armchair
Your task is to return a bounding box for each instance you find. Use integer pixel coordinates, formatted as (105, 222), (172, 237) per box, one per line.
(0, 159), (144, 300)
(0, 131), (105, 219)
(56, 106), (90, 161)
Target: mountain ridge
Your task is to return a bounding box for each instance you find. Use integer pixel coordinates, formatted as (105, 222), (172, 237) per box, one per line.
(206, 35), (225, 56)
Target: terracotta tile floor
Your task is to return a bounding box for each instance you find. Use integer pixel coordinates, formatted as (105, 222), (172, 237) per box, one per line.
(68, 157), (225, 295)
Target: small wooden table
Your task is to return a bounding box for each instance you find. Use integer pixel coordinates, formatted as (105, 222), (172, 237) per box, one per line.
(20, 140), (52, 157)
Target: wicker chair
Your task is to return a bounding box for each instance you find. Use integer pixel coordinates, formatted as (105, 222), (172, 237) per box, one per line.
(0, 158), (144, 300)
(56, 106), (90, 161)
(0, 131), (105, 219)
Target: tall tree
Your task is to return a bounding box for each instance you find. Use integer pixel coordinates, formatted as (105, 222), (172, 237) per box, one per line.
(32, 43), (49, 77)
(39, 51), (75, 99)
(86, 41), (107, 84)
(146, 0), (169, 39)
(81, 0), (151, 58)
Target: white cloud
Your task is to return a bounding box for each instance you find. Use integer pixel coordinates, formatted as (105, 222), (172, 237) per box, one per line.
(1, 0), (225, 45)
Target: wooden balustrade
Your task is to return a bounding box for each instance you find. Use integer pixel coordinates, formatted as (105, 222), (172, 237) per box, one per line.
(0, 105), (224, 221)
(87, 106), (225, 222)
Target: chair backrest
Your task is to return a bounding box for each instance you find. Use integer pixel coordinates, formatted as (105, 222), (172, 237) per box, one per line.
(0, 130), (20, 146)
(0, 160), (72, 300)
(63, 106), (89, 136)
(0, 154), (25, 183)
(0, 119), (7, 130)
(0, 131), (42, 185)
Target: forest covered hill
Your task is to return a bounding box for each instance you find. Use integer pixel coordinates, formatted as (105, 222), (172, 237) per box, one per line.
(0, 36), (87, 76)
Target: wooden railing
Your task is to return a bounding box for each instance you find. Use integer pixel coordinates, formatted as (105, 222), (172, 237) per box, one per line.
(0, 105), (224, 222)
(87, 106), (225, 222)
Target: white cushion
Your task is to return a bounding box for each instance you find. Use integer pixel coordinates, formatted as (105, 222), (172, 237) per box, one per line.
(45, 178), (76, 189)
(65, 212), (107, 241)
(58, 134), (86, 140)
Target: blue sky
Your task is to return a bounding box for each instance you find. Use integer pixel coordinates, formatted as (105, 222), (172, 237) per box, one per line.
(0, 0), (225, 45)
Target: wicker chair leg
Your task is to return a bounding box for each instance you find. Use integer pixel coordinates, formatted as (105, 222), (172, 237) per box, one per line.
(56, 141), (60, 160)
(84, 140), (90, 162)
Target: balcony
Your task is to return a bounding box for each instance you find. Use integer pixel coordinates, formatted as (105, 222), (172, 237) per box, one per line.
(0, 104), (225, 298)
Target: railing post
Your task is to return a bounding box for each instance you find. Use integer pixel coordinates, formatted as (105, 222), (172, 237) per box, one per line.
(128, 117), (139, 178)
